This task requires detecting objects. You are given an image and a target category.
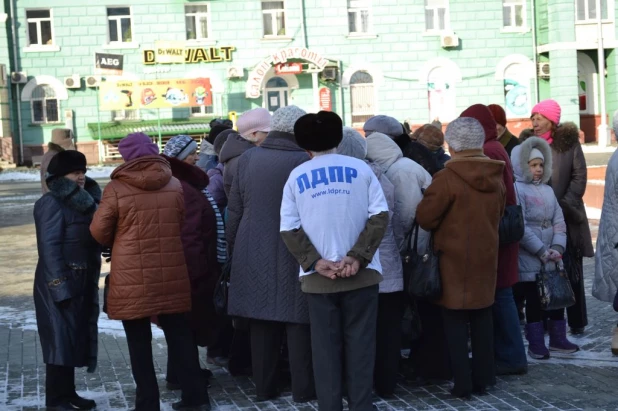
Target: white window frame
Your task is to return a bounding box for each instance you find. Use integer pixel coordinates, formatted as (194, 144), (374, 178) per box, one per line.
(424, 0), (449, 33)
(575, 0), (612, 22)
(185, 3), (211, 41)
(190, 105), (214, 117)
(348, 0), (372, 35)
(30, 85), (60, 125)
(261, 1), (286, 38)
(25, 9), (55, 47)
(502, 0), (527, 30)
(111, 109), (140, 121)
(107, 6), (133, 44)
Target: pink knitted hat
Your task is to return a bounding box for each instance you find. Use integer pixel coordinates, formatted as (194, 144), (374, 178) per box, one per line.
(531, 99), (561, 125)
(237, 108), (272, 138)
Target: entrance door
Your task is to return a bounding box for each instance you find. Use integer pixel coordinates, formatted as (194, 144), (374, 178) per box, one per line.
(264, 77), (289, 112)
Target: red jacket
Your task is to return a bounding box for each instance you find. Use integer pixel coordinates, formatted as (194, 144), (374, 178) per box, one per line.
(460, 104), (519, 289)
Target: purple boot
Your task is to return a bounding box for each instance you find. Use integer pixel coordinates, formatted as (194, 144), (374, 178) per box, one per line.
(525, 322), (549, 359)
(549, 320), (579, 353)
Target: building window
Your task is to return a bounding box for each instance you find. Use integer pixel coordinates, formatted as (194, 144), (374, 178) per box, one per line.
(107, 7), (133, 43)
(111, 109), (140, 121)
(350, 71), (375, 126)
(425, 0), (449, 32)
(191, 106), (214, 117)
(31, 85), (59, 124)
(262, 1), (286, 37)
(503, 64), (531, 117)
(26, 9), (54, 46)
(576, 0), (608, 21)
(185, 4), (210, 41)
(503, 0), (525, 28)
(348, 1), (371, 34)
(427, 67), (456, 123)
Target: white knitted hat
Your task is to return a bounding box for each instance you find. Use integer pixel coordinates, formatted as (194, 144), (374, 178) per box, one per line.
(444, 117), (485, 152)
(272, 105), (306, 134)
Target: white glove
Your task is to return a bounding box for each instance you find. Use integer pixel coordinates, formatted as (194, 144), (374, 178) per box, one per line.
(539, 251), (550, 264)
(547, 249), (562, 262)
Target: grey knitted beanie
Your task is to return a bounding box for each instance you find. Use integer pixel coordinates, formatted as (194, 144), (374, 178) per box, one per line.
(338, 127), (367, 160)
(444, 117), (485, 153)
(272, 105), (307, 134)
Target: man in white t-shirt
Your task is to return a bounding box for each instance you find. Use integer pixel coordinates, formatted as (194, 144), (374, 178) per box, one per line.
(280, 111), (389, 411)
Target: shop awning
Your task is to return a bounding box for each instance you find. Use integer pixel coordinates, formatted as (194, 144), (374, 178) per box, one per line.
(87, 118), (213, 140)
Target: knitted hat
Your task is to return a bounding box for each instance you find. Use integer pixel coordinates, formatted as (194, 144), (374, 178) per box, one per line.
(163, 135), (198, 161)
(528, 148), (544, 162)
(613, 109), (618, 136)
(51, 128), (74, 149)
(363, 115), (404, 138)
(338, 127), (367, 159)
(45, 150), (87, 183)
(460, 104), (497, 142)
(531, 99), (561, 125)
(417, 124), (445, 152)
(207, 124), (231, 145)
(272, 105), (307, 134)
(213, 129), (237, 156)
(444, 117), (486, 153)
(237, 108), (271, 138)
(294, 111), (343, 152)
(487, 104), (507, 127)
(118, 132), (159, 161)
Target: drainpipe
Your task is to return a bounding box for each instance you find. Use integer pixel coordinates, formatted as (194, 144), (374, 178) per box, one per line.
(595, 0), (609, 147)
(9, 0), (23, 164)
(300, 0), (308, 48)
(530, 0), (539, 104)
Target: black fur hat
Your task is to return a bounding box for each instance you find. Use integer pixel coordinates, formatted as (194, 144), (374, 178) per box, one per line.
(294, 111), (343, 152)
(46, 150), (87, 183)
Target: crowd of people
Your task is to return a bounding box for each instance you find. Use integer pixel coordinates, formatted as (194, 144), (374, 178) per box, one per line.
(32, 99), (618, 411)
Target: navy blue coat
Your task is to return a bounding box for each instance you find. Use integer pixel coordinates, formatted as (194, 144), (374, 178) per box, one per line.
(33, 177), (101, 371)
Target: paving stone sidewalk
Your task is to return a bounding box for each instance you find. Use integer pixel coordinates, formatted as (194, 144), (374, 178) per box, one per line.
(1, 259), (618, 411)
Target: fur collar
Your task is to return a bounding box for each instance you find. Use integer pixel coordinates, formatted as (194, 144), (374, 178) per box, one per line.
(519, 121), (580, 153)
(162, 155), (209, 190)
(47, 177), (101, 215)
(514, 137), (552, 184)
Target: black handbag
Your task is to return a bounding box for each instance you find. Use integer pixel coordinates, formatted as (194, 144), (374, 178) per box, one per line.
(499, 204), (524, 245)
(213, 261), (231, 315)
(536, 262), (576, 311)
(404, 222), (442, 301)
(102, 274), (110, 314)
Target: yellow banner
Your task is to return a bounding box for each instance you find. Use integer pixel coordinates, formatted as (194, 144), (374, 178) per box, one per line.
(99, 78), (212, 111)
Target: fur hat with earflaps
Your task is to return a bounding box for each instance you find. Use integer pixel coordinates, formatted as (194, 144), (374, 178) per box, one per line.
(45, 150), (87, 183)
(294, 111), (343, 152)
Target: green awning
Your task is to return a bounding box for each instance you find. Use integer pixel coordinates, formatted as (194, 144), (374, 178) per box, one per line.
(87, 118), (217, 140)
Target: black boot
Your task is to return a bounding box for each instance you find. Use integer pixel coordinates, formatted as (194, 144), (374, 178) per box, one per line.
(171, 400), (211, 410)
(46, 396), (96, 410)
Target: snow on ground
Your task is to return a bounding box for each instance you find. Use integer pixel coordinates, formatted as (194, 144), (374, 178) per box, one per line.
(0, 166), (116, 182)
(586, 206), (602, 219)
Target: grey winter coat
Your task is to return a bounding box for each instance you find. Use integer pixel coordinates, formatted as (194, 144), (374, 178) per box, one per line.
(366, 132), (432, 246)
(226, 131), (310, 323)
(512, 137), (567, 282)
(593, 149), (618, 302)
(34, 177), (101, 371)
(368, 162), (404, 293)
(219, 133), (255, 198)
(196, 140), (218, 173)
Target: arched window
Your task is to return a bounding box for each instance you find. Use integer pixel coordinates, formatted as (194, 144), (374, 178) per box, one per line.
(427, 67), (456, 122)
(31, 84), (60, 124)
(503, 63), (531, 117)
(264, 77), (289, 112)
(350, 70), (374, 126)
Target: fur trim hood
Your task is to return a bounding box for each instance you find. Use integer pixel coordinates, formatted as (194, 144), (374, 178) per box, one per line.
(519, 121), (580, 154)
(46, 176), (101, 214)
(511, 137), (552, 184)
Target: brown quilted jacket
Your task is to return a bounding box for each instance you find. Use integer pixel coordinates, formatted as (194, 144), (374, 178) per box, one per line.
(90, 155), (191, 320)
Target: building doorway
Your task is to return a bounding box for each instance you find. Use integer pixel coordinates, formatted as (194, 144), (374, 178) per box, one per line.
(264, 77), (289, 112)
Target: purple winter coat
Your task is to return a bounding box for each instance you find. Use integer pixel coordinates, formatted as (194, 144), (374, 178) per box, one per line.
(207, 163), (226, 209)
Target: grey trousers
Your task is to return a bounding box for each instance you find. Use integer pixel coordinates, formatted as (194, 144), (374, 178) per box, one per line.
(306, 285), (378, 411)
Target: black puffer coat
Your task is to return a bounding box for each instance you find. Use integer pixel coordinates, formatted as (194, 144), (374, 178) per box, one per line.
(33, 177), (102, 371)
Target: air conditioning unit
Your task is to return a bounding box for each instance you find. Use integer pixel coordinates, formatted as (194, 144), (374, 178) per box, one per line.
(440, 33), (459, 48)
(538, 62), (550, 78)
(85, 75), (101, 87)
(226, 66), (244, 79)
(10, 71), (27, 84)
(321, 67), (338, 81)
(64, 74), (80, 89)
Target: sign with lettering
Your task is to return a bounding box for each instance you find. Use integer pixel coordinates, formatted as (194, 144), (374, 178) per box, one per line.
(246, 47), (329, 98)
(275, 63), (303, 75)
(155, 40), (186, 64)
(319, 87), (331, 111)
(94, 53), (124, 75)
(99, 78), (212, 110)
(143, 46), (235, 65)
